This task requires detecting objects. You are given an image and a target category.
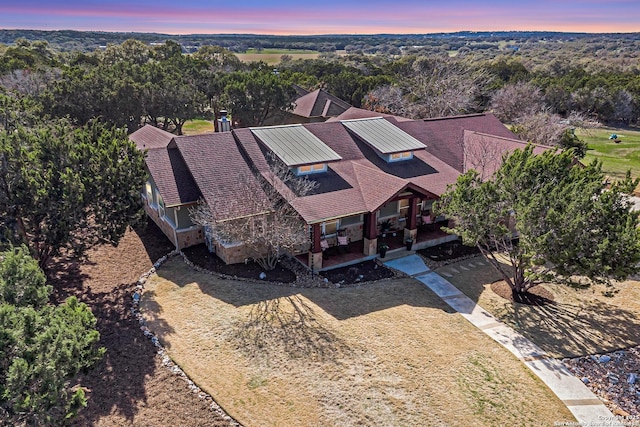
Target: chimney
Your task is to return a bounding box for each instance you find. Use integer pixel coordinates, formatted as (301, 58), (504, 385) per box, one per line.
(215, 110), (231, 132)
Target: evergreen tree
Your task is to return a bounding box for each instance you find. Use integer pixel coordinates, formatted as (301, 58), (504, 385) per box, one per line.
(437, 146), (640, 298)
(0, 247), (103, 424)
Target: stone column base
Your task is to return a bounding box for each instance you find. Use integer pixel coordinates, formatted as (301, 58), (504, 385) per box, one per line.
(309, 251), (323, 272)
(363, 237), (378, 256)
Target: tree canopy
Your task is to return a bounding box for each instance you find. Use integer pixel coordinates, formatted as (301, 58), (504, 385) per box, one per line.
(0, 119), (146, 268)
(0, 246), (103, 424)
(436, 146), (640, 297)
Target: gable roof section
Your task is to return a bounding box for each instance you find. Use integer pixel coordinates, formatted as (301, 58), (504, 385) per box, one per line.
(174, 132), (270, 221)
(463, 131), (551, 179)
(292, 89), (351, 119)
(341, 117), (426, 154)
(250, 124), (342, 167)
(144, 148), (200, 206)
(130, 124), (176, 150)
(396, 113), (518, 172)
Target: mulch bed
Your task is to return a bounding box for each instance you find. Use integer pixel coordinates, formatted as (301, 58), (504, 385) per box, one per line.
(418, 240), (481, 266)
(320, 260), (396, 284)
(47, 221), (235, 427)
(490, 280), (555, 306)
(182, 244), (297, 283)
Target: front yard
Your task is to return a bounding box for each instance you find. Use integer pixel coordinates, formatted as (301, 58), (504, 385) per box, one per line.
(141, 256), (573, 426)
(437, 256), (640, 358)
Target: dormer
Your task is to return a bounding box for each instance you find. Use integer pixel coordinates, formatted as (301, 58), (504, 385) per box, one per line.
(341, 117), (426, 163)
(250, 124), (342, 175)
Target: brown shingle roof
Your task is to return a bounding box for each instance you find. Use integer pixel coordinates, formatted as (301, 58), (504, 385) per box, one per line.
(463, 131), (551, 179)
(141, 113), (537, 225)
(327, 107), (412, 123)
(292, 89), (351, 119)
(233, 120), (460, 223)
(145, 148), (200, 206)
(174, 132), (270, 221)
(396, 113), (518, 172)
(130, 124), (175, 150)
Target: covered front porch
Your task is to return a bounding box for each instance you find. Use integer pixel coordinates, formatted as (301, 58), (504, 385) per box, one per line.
(295, 219), (457, 272)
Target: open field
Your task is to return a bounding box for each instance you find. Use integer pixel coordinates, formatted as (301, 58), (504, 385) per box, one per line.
(436, 256), (640, 358)
(142, 256), (574, 427)
(236, 48), (321, 64)
(578, 126), (640, 180)
(182, 119), (214, 135)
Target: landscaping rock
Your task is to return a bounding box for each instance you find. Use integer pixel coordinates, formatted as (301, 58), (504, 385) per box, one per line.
(566, 346), (640, 416)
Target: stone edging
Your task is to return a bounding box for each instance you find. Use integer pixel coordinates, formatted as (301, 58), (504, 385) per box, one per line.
(131, 249), (242, 427)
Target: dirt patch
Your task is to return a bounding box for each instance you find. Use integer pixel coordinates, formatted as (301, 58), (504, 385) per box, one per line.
(47, 221), (235, 427)
(490, 280), (555, 306)
(183, 244), (297, 283)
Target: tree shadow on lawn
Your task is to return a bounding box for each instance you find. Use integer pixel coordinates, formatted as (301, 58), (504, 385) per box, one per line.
(507, 298), (640, 358)
(156, 258), (456, 320)
(438, 256), (640, 358)
(233, 294), (351, 362)
(151, 259), (456, 363)
(132, 220), (178, 264)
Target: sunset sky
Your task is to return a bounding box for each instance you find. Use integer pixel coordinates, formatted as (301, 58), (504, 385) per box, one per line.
(1, 0), (638, 35)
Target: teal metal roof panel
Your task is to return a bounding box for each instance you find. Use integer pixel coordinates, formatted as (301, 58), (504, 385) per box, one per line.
(341, 117), (426, 154)
(250, 124), (342, 167)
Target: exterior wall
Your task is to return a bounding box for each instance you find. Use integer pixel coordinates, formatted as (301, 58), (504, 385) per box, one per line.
(214, 241), (253, 265)
(143, 199), (178, 248)
(175, 205), (195, 229)
(176, 226), (205, 249)
(143, 191), (204, 250)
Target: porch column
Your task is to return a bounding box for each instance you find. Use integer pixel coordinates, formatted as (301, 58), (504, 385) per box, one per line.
(308, 223), (323, 272)
(404, 197), (418, 242)
(363, 212), (378, 256)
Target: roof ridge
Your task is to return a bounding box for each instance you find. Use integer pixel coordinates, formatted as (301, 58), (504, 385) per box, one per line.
(423, 113), (488, 122)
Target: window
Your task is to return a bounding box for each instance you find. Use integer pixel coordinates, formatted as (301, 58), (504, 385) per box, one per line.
(399, 199), (410, 219)
(145, 182), (153, 203)
(379, 201), (398, 218)
(340, 214), (363, 227)
(389, 151), (413, 162)
(157, 194), (165, 219)
(297, 163), (327, 175)
(322, 220), (338, 236)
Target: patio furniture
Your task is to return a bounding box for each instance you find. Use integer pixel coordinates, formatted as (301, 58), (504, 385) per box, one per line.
(320, 238), (330, 259)
(421, 213), (435, 231)
(337, 234), (349, 253)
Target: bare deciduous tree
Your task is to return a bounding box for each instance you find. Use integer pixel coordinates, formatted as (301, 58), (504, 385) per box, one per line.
(190, 155), (316, 271)
(366, 57), (491, 119)
(512, 110), (599, 157)
(489, 82), (545, 123)
(462, 133), (510, 180)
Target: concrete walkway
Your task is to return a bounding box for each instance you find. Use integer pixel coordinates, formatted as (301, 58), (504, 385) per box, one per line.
(384, 254), (622, 426)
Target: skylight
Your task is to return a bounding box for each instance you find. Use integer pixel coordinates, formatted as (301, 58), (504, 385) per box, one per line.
(341, 117), (426, 154)
(250, 124), (342, 167)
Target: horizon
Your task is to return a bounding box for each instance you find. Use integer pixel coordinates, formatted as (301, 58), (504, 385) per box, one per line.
(1, 1), (639, 36)
(2, 28), (639, 37)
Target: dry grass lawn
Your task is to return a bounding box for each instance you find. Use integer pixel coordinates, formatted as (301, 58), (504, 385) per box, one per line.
(142, 256), (574, 426)
(437, 256), (640, 358)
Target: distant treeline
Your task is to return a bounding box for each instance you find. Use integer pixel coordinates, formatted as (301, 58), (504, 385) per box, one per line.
(1, 29), (639, 54)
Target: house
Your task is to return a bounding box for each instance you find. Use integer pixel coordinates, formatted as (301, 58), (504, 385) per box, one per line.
(264, 88), (353, 126)
(131, 112), (545, 271)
